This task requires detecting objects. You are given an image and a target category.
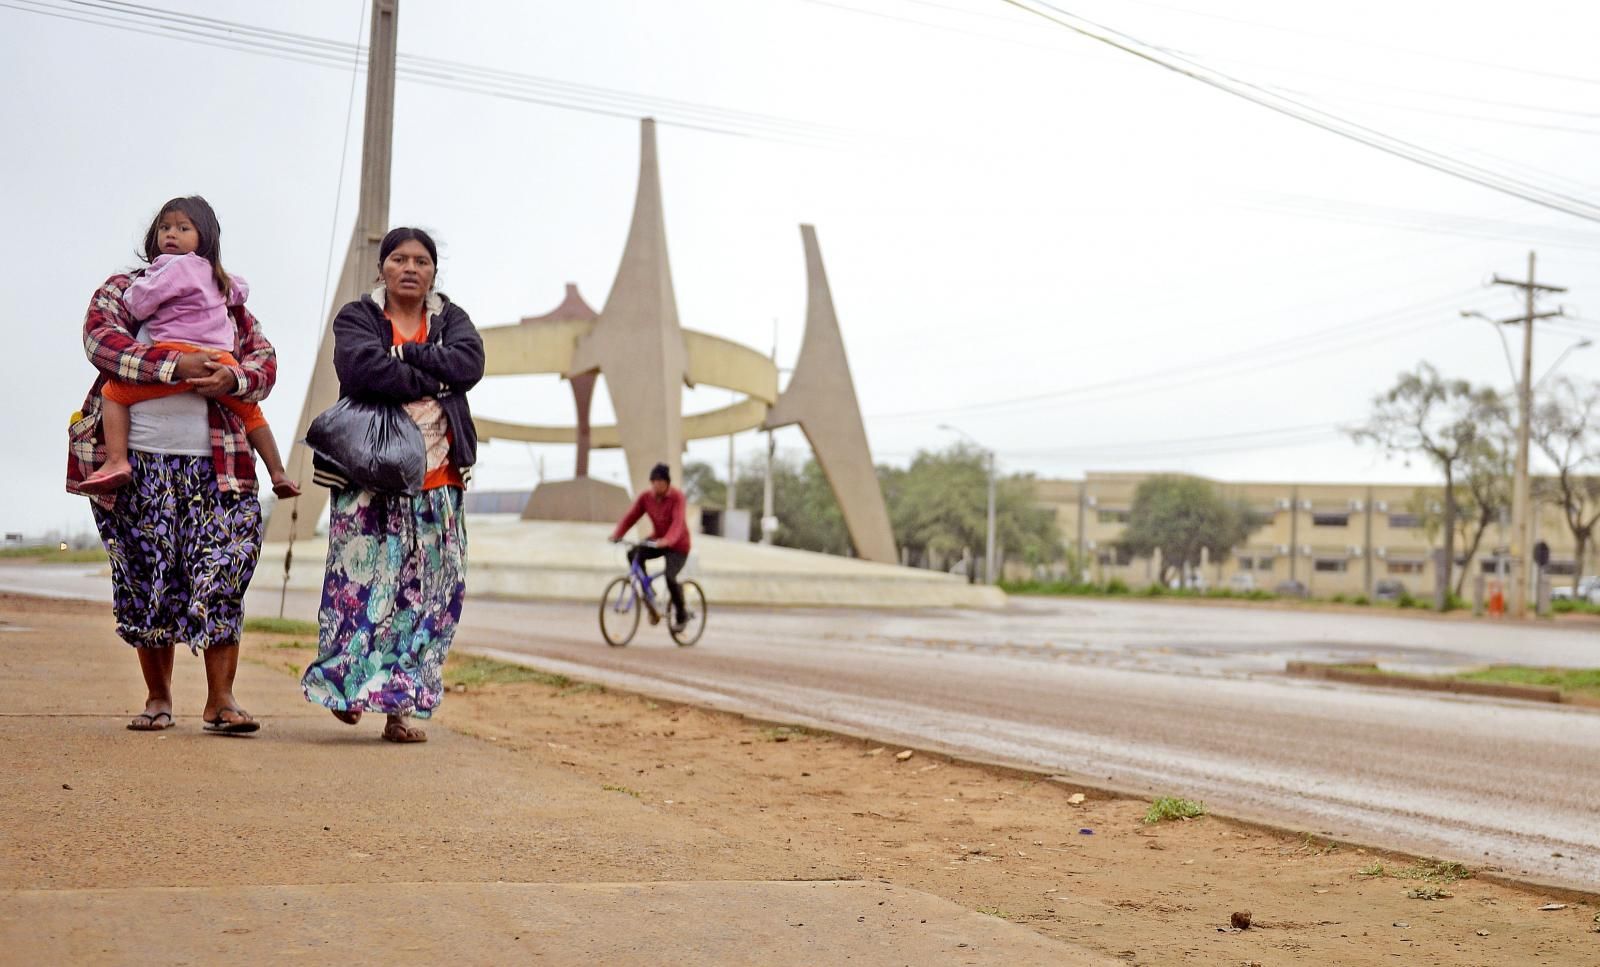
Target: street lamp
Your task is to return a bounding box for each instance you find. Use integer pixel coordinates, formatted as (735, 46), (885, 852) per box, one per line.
(1461, 310), (1519, 387)
(1536, 338), (1592, 391)
(938, 424), (997, 585)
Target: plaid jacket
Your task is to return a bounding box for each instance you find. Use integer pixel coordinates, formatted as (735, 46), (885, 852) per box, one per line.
(65, 271), (278, 508)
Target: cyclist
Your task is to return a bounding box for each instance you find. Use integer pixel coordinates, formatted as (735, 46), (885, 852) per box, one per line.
(609, 462), (692, 632)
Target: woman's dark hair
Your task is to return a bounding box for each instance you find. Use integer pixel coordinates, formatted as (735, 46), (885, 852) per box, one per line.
(140, 195), (232, 297)
(649, 463), (671, 483)
(378, 227), (439, 269)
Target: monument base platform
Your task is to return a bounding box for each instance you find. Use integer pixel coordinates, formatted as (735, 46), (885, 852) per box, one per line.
(521, 477), (633, 523)
(256, 516), (1004, 610)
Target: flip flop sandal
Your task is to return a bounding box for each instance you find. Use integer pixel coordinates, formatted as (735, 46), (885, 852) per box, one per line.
(127, 711), (174, 731)
(203, 707), (261, 735)
(381, 720), (427, 743)
(331, 708), (362, 725)
(80, 469), (134, 494)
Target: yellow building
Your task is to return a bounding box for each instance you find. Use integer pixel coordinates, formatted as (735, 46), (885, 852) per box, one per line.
(1033, 472), (1595, 598)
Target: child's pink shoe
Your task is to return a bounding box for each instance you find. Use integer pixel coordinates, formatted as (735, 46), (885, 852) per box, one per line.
(80, 468), (133, 494)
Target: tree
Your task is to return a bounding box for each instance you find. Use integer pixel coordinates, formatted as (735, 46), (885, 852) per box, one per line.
(1532, 376), (1600, 589)
(691, 444), (1062, 573)
(885, 445), (1061, 578)
(1408, 417), (1512, 596)
(1350, 364), (1506, 609)
(680, 460), (725, 507)
(1116, 475), (1257, 587)
(713, 452), (853, 555)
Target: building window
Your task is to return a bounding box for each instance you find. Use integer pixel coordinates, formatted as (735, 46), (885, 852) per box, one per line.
(1388, 513), (1422, 529)
(1236, 556), (1253, 570)
(1313, 558), (1347, 573)
(1097, 509), (1130, 524)
(1546, 560), (1578, 576)
(1255, 557), (1275, 571)
(1480, 558), (1507, 574)
(1387, 561), (1424, 575)
(1312, 512), (1350, 527)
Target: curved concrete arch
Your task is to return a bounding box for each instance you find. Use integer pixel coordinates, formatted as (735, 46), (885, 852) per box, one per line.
(476, 396), (770, 449)
(477, 324), (779, 403)
(683, 331), (779, 405)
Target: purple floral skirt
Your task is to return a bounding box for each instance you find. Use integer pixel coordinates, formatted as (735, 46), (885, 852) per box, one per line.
(91, 452), (264, 652)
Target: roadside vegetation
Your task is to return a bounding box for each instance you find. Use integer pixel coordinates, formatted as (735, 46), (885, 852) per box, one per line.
(244, 616), (318, 636)
(0, 544), (107, 563)
(1358, 859), (1474, 884)
(1001, 578), (1600, 616)
(1319, 662), (1600, 704)
(1144, 796), (1206, 824)
(1456, 665), (1600, 702)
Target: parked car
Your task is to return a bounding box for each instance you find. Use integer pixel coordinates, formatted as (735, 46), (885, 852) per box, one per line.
(1229, 572), (1257, 593)
(1551, 576), (1597, 601)
(1373, 579), (1408, 602)
(1274, 579), (1308, 598)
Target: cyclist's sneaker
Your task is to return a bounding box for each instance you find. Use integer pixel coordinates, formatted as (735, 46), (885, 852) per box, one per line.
(671, 612), (693, 633)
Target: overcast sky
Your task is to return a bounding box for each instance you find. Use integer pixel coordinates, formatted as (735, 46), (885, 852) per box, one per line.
(4, 0), (1598, 538)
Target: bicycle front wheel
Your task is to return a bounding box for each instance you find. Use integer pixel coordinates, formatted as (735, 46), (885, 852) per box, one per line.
(599, 576), (641, 647)
(670, 580), (707, 647)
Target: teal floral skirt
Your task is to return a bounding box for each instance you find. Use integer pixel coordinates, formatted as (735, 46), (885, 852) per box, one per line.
(301, 486), (466, 719)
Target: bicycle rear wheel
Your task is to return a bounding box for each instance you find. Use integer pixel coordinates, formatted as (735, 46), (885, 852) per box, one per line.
(669, 580), (707, 647)
(599, 576), (641, 647)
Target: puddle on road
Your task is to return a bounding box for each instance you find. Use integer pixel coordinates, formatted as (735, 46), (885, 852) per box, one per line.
(853, 633), (1494, 683)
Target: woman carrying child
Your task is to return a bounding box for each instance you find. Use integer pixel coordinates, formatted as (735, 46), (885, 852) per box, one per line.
(66, 195), (279, 734)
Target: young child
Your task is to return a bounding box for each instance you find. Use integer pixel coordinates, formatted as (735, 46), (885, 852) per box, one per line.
(80, 197), (299, 498)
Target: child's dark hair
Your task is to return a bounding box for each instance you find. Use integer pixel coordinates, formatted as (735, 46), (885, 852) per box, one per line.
(378, 227), (439, 268)
(140, 196), (233, 297)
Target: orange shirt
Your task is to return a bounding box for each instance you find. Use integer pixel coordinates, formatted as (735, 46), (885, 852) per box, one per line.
(389, 313), (464, 491)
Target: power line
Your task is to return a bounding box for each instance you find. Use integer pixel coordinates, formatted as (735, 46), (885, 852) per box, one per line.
(992, 0), (1600, 223)
(868, 289), (1484, 421)
(1072, 0), (1600, 89)
(76, 0), (853, 138)
(3, 0), (847, 144)
(1238, 194), (1600, 253)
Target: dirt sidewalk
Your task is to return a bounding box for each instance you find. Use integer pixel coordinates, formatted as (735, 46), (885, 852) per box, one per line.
(3, 594), (1597, 965)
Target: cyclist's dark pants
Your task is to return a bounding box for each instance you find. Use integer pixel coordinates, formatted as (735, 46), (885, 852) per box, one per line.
(630, 545), (688, 621)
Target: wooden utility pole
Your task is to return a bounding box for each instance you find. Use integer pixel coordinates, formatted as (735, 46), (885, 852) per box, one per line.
(267, 0), (398, 543)
(1491, 252), (1566, 617)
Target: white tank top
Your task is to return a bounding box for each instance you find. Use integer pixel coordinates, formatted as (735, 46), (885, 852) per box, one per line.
(124, 329), (212, 456)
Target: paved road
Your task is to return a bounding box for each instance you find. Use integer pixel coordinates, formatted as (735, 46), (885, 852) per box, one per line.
(7, 563), (1598, 889)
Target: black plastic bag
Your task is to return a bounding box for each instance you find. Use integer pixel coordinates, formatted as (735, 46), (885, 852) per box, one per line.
(304, 397), (426, 495)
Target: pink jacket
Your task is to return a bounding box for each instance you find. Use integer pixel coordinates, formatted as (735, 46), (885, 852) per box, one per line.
(123, 253), (249, 351)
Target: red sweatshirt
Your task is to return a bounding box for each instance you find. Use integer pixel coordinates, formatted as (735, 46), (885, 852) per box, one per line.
(612, 487), (691, 554)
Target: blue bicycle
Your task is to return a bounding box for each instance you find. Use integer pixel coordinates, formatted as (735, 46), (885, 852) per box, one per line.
(598, 541), (706, 647)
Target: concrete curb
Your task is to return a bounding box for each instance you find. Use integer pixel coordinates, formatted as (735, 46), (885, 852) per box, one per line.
(1285, 660), (1567, 704)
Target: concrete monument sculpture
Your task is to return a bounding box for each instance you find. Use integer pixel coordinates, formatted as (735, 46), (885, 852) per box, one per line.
(271, 117), (897, 564)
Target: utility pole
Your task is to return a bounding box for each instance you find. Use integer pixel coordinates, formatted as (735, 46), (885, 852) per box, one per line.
(761, 429), (776, 544)
(1288, 485), (1300, 584)
(1489, 252), (1566, 617)
(1363, 485), (1374, 598)
(761, 324), (779, 545)
(985, 450), (997, 585)
(726, 401), (737, 515)
(1076, 481), (1087, 582)
(267, 0), (398, 543)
